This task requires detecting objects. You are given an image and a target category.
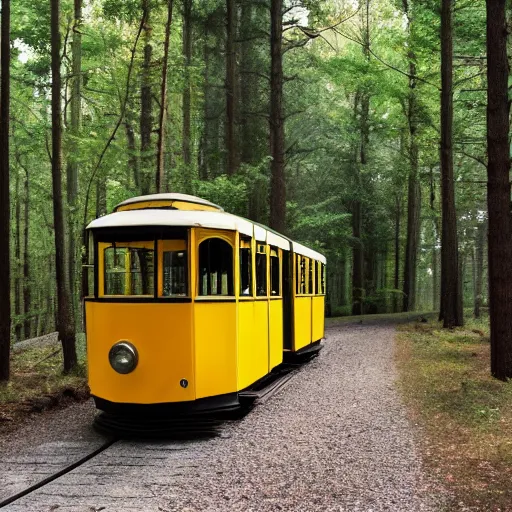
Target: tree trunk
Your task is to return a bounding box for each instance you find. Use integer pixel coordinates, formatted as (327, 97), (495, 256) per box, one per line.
(0, 0), (10, 381)
(352, 198), (364, 315)
(225, 0), (238, 175)
(402, 0), (421, 313)
(440, 0), (463, 328)
(269, 0), (286, 233)
(156, 0), (173, 193)
(23, 166), (31, 339)
(51, 0), (78, 372)
(182, 0), (192, 189)
(394, 195), (401, 313)
(140, 0), (153, 195)
(486, 0), (512, 379)
(66, 0), (82, 312)
(474, 220), (486, 319)
(125, 118), (139, 189)
(14, 169), (22, 341)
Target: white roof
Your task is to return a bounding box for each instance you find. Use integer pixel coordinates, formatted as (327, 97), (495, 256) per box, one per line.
(87, 209), (326, 263)
(114, 193), (223, 211)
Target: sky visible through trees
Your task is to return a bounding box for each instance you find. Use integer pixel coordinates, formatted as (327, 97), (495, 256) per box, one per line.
(0, 0), (510, 379)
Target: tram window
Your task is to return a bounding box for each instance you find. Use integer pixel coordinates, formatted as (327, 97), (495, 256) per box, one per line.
(314, 261), (320, 294)
(270, 248), (280, 296)
(308, 259), (314, 294)
(198, 238), (234, 296)
(256, 244), (267, 296)
(321, 263), (326, 294)
(240, 239), (252, 296)
(104, 244), (154, 296)
(163, 251), (187, 296)
(85, 232), (95, 296)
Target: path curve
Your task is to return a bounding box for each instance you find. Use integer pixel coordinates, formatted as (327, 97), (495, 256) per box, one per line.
(2, 323), (442, 511)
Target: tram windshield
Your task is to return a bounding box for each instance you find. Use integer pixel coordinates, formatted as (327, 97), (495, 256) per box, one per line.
(103, 242), (155, 296)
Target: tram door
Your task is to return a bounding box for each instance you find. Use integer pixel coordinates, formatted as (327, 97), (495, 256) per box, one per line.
(282, 249), (293, 350)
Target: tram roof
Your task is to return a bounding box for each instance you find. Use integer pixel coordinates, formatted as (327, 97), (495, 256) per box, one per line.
(87, 209), (326, 263)
(114, 193), (223, 212)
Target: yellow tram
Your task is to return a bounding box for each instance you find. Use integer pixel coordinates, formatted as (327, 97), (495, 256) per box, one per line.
(84, 193), (326, 417)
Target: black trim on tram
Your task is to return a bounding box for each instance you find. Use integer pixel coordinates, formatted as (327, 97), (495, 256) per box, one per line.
(93, 392), (241, 417)
(85, 297), (192, 304)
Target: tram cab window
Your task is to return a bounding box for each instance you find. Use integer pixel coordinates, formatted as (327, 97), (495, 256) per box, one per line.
(84, 232), (95, 296)
(321, 263), (326, 294)
(162, 250), (187, 296)
(240, 238), (252, 296)
(104, 242), (154, 296)
(256, 244), (267, 296)
(270, 247), (280, 296)
(198, 238), (234, 296)
(314, 261), (320, 295)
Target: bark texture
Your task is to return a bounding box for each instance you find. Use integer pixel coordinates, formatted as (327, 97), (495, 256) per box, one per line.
(486, 0), (512, 379)
(269, 0), (286, 233)
(156, 0), (173, 192)
(182, 0), (192, 189)
(440, 0), (463, 328)
(0, 0), (11, 381)
(51, 0), (78, 372)
(225, 0), (238, 175)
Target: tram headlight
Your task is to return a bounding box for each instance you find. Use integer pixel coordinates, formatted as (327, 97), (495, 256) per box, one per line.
(108, 342), (138, 374)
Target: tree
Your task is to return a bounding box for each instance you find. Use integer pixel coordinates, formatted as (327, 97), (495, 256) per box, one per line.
(402, 0), (421, 313)
(0, 0), (11, 381)
(67, 0), (82, 314)
(269, 0), (286, 233)
(182, 0), (192, 190)
(486, 0), (512, 380)
(51, 0), (78, 372)
(225, 0), (238, 175)
(439, 0), (463, 327)
(156, 0), (173, 192)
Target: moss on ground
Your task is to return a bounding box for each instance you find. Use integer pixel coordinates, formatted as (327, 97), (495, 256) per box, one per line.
(0, 340), (88, 428)
(397, 316), (512, 511)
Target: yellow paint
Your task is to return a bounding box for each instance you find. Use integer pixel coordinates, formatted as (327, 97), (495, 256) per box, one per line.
(312, 296), (325, 342)
(194, 301), (237, 398)
(117, 200), (219, 212)
(294, 296), (312, 350)
(237, 300), (268, 390)
(269, 299), (283, 369)
(86, 301), (195, 404)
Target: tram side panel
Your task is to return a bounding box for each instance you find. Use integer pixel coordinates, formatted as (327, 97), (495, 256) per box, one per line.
(194, 301), (237, 399)
(293, 297), (313, 351)
(269, 298), (283, 369)
(312, 296), (325, 342)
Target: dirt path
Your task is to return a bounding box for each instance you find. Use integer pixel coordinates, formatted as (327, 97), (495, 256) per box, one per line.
(1, 323), (443, 511)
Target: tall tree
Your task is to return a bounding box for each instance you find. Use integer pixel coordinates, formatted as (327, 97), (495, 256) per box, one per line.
(67, 0), (82, 309)
(182, 0), (192, 189)
(402, 0), (421, 312)
(269, 0), (286, 233)
(51, 0), (78, 372)
(140, 0), (153, 195)
(439, 0), (463, 327)
(156, 0), (173, 192)
(486, 0), (512, 379)
(225, 0), (238, 175)
(0, 0), (11, 381)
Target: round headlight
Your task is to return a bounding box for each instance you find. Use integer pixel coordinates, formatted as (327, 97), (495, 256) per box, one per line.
(108, 342), (138, 374)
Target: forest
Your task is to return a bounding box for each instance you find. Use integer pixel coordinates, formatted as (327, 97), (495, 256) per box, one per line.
(0, 0), (511, 380)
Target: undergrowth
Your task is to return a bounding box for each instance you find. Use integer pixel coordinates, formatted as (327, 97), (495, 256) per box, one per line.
(397, 316), (512, 511)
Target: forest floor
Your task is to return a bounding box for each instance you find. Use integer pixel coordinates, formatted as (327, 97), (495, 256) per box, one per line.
(397, 315), (512, 511)
(0, 339), (89, 433)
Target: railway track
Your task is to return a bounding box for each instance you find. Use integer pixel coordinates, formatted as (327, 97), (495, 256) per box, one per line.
(0, 354), (317, 509)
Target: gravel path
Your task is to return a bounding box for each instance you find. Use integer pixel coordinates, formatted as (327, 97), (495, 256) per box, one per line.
(2, 323), (443, 511)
